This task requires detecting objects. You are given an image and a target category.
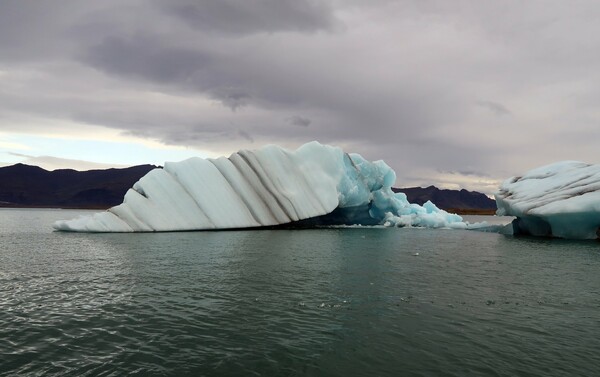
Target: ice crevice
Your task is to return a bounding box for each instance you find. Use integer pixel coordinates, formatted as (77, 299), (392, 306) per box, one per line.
(237, 150), (297, 223)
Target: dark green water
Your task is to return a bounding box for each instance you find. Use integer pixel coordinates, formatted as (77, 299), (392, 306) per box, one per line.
(1, 209), (599, 376)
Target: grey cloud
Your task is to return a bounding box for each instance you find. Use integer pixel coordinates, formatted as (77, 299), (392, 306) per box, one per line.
(237, 130), (254, 143)
(67, 2), (467, 149)
(159, 0), (336, 35)
(286, 116), (311, 127)
(209, 88), (252, 111)
(476, 100), (511, 116)
(76, 29), (455, 145)
(0, 1), (75, 62)
(81, 34), (261, 110)
(436, 169), (490, 178)
(83, 35), (213, 84)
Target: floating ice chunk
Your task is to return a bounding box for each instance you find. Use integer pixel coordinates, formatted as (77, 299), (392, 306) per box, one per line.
(53, 142), (467, 232)
(495, 161), (600, 239)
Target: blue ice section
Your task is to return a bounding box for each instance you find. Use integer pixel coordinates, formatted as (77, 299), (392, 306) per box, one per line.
(54, 142), (468, 232)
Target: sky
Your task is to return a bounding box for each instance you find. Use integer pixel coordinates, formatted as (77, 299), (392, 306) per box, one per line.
(1, 0), (599, 194)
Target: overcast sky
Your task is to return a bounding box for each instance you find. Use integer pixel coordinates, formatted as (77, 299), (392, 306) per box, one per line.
(1, 0), (599, 194)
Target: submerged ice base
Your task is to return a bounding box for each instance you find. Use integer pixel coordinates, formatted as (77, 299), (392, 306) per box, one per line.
(54, 142), (468, 232)
(495, 161), (600, 240)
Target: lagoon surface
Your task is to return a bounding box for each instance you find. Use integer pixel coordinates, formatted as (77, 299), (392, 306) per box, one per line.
(1, 209), (599, 376)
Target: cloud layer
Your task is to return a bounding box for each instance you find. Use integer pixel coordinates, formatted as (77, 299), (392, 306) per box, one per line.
(1, 0), (599, 192)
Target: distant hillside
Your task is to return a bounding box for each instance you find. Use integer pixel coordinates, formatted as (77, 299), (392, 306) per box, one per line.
(393, 186), (496, 214)
(0, 164), (156, 208)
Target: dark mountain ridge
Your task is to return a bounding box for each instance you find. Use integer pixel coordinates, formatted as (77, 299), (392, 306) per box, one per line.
(0, 163), (156, 208)
(392, 185), (496, 213)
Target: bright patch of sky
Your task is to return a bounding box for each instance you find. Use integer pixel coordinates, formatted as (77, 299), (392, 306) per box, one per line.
(0, 132), (216, 170)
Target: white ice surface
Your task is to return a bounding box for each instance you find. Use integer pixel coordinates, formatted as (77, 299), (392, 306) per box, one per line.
(495, 161), (600, 239)
(53, 142), (467, 232)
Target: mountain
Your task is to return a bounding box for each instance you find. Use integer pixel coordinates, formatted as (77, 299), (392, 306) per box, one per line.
(392, 185), (496, 214)
(0, 163), (156, 208)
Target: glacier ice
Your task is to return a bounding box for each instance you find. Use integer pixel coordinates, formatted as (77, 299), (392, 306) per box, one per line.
(53, 142), (468, 232)
(495, 161), (600, 240)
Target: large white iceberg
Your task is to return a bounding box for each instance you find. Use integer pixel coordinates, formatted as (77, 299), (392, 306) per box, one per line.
(495, 161), (600, 239)
(53, 142), (467, 232)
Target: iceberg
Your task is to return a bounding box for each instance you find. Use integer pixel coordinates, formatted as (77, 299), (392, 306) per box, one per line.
(53, 142), (467, 232)
(495, 161), (600, 240)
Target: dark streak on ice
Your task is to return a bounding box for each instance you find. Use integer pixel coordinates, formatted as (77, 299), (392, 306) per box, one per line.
(230, 153), (283, 224)
(237, 151), (296, 222)
(134, 187), (148, 199)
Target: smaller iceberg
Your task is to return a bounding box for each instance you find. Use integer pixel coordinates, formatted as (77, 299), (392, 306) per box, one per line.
(53, 142), (468, 232)
(495, 161), (600, 239)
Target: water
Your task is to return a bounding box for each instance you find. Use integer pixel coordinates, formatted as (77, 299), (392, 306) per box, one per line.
(1, 209), (599, 376)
